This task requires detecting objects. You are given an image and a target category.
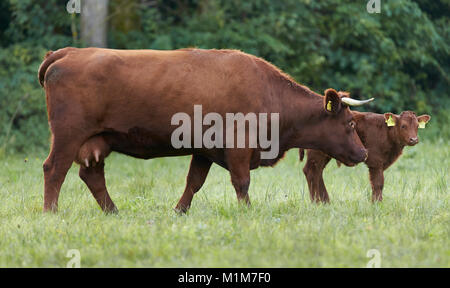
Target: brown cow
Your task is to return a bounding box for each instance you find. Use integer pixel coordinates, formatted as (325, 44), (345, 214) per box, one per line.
(38, 47), (370, 213)
(300, 106), (430, 203)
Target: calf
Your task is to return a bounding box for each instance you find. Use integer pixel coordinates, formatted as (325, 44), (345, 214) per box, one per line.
(300, 109), (430, 202)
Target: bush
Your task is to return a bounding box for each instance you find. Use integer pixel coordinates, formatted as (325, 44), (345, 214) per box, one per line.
(0, 45), (50, 154)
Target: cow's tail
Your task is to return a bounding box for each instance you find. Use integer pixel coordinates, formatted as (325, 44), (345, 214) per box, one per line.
(38, 49), (69, 87)
(299, 148), (305, 161)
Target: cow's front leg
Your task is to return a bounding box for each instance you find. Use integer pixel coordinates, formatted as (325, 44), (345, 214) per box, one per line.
(79, 162), (117, 213)
(226, 149), (252, 206)
(369, 167), (384, 202)
(175, 155), (212, 213)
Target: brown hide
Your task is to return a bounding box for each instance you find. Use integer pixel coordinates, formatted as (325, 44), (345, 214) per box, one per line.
(300, 111), (430, 202)
(39, 47), (367, 212)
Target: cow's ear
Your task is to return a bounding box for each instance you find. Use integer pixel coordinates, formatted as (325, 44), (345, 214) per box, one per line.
(324, 89), (342, 114)
(417, 114), (431, 128)
(384, 113), (397, 127)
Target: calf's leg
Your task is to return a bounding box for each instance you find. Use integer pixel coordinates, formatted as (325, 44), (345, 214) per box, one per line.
(303, 160), (319, 202)
(369, 167), (384, 202)
(175, 155), (212, 213)
(79, 162), (117, 213)
(317, 172), (330, 203)
(302, 150), (331, 203)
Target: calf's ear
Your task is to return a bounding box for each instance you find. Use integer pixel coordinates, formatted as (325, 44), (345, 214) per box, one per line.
(384, 113), (396, 127)
(417, 115), (431, 128)
(324, 89), (342, 114)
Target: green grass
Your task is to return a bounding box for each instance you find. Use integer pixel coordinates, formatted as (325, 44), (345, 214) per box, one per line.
(0, 141), (448, 267)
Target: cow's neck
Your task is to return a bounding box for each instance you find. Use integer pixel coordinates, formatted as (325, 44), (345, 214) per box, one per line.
(279, 84), (326, 149)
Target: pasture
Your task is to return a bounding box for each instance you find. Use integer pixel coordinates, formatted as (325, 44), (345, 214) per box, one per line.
(0, 141), (448, 267)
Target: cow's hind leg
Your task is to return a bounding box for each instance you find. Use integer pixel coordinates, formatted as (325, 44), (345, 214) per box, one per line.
(175, 155), (212, 213)
(79, 161), (117, 213)
(226, 149), (252, 206)
(43, 133), (87, 212)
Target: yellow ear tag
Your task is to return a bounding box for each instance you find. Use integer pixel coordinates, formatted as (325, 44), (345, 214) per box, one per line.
(418, 121), (426, 129)
(326, 101), (332, 111)
(386, 115), (395, 127)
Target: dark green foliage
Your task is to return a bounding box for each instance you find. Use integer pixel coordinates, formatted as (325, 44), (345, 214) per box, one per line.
(0, 0), (448, 152)
(0, 0), (75, 153)
(0, 45), (50, 153)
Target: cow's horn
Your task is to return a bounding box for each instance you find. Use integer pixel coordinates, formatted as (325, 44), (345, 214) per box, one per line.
(84, 159), (89, 167)
(341, 97), (374, 106)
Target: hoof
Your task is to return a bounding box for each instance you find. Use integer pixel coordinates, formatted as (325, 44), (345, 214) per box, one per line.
(104, 206), (119, 214)
(173, 206), (188, 215)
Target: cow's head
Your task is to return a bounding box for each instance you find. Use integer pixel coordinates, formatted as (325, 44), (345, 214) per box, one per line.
(384, 111), (430, 146)
(313, 89), (371, 166)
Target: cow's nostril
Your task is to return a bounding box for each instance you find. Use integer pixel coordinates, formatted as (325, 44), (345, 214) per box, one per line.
(409, 137), (418, 144)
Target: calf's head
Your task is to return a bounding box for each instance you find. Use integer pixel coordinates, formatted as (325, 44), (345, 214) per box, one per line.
(314, 89), (371, 166)
(384, 111), (431, 146)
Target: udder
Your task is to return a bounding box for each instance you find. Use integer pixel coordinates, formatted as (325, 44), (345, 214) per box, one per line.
(76, 135), (111, 168)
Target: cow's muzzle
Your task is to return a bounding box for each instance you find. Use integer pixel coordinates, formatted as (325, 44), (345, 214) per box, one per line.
(408, 137), (419, 146)
(342, 148), (368, 167)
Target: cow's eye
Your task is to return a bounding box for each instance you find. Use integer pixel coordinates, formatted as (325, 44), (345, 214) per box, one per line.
(401, 125), (406, 129)
(349, 121), (355, 129)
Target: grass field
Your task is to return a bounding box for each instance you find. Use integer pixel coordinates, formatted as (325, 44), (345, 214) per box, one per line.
(0, 140), (448, 267)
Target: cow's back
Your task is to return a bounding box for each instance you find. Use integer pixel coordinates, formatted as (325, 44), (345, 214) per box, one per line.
(44, 48), (276, 133)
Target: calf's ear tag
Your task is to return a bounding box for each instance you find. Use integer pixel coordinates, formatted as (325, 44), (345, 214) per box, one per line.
(326, 101), (332, 111)
(418, 121), (426, 129)
(386, 115), (395, 127)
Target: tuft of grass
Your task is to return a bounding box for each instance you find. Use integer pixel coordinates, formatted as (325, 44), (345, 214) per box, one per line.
(0, 141), (448, 267)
